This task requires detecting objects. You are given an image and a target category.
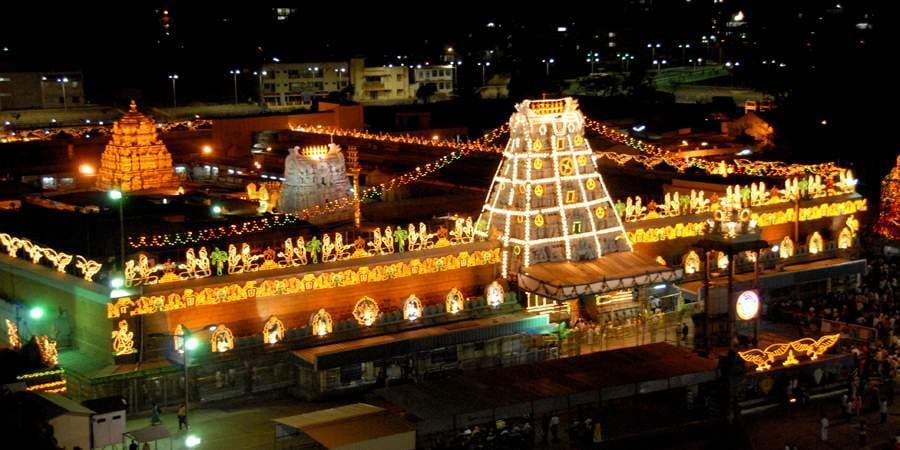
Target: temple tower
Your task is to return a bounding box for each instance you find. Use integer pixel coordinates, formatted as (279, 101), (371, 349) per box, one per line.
(475, 97), (631, 276)
(96, 101), (176, 192)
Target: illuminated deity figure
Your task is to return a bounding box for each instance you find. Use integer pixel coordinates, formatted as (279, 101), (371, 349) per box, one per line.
(485, 281), (504, 308)
(321, 235), (334, 263)
(306, 236), (322, 264)
(334, 233), (352, 261)
(446, 288), (465, 314)
(310, 309), (333, 336)
(5, 319), (21, 350)
(75, 255), (103, 282)
(808, 232), (824, 255)
(683, 251), (701, 275)
(780, 236), (795, 259)
(393, 227), (409, 252)
(195, 247), (211, 277)
(368, 228), (385, 255)
(209, 247), (228, 276)
(407, 224), (419, 251)
(240, 243), (261, 272)
(403, 295), (423, 321)
(111, 320), (137, 355)
(418, 223), (434, 249)
(838, 227), (854, 250)
(210, 325), (234, 353)
(382, 226), (395, 254)
(0, 233), (24, 257)
(263, 316), (285, 344)
(352, 297), (380, 327)
(42, 248), (73, 273)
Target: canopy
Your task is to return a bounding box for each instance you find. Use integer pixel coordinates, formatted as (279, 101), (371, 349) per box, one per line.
(519, 251), (683, 301)
(124, 424), (171, 443)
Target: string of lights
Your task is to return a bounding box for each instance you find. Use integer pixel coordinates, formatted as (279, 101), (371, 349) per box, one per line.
(0, 119), (213, 143)
(129, 214), (301, 249)
(16, 368), (65, 380)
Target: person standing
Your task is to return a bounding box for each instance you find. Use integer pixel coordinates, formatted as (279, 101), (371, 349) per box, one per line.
(820, 414), (829, 442)
(177, 403), (188, 430)
(151, 403), (161, 426)
(858, 420), (868, 447)
(681, 322), (689, 341)
(882, 398), (890, 424)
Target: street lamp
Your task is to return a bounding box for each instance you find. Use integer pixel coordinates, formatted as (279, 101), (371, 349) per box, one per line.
(333, 67), (346, 90)
(542, 58), (555, 77)
(56, 77), (69, 112)
(477, 61), (491, 86)
(253, 70), (268, 107)
(168, 74), (179, 108)
(678, 43), (691, 64)
(586, 52), (600, 74)
(647, 42), (661, 59)
(108, 189), (126, 270)
(229, 69), (240, 104)
(149, 327), (201, 429)
(29, 306), (45, 320)
(653, 59), (667, 73)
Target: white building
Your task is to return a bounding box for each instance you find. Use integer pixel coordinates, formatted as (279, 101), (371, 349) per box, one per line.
(410, 65), (455, 99)
(260, 62), (350, 107)
(350, 58), (411, 104)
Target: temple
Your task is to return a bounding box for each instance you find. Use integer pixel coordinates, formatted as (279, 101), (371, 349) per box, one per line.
(96, 101), (177, 192)
(276, 143), (352, 221)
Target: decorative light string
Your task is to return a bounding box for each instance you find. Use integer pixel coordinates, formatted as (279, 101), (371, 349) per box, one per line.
(0, 119), (213, 143)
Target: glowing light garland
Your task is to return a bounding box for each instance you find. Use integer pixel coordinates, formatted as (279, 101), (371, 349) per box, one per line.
(0, 232), (101, 281)
(738, 334), (840, 371)
(0, 119), (213, 143)
(128, 214), (301, 249)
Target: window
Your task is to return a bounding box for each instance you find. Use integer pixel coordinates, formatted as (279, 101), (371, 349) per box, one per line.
(396, 74), (402, 82)
(365, 76), (381, 83)
(572, 221), (582, 233)
(565, 190), (577, 203)
(432, 69), (438, 77)
(556, 136), (567, 149)
(288, 70), (300, 79)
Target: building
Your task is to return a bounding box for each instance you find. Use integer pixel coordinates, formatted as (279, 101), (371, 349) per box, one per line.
(96, 101), (177, 192)
(260, 62), (350, 107)
(0, 71), (85, 110)
(350, 58), (411, 104)
(410, 65), (454, 99)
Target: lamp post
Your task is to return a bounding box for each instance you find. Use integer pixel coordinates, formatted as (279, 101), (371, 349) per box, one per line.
(253, 70), (268, 107)
(678, 44), (691, 64)
(108, 189), (125, 271)
(586, 53), (600, 74)
(149, 329), (199, 428)
(229, 70), (240, 104)
(653, 59), (667, 74)
(168, 74), (179, 108)
(450, 60), (462, 90)
(542, 58), (555, 77)
(40, 76), (47, 108)
(477, 61), (491, 86)
(56, 77), (69, 112)
(333, 67), (346, 91)
(646, 42), (661, 60)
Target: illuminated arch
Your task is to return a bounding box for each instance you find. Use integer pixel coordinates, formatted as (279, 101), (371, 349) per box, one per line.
(263, 316), (285, 344)
(210, 324), (234, 353)
(683, 250), (701, 275)
(808, 231), (823, 255)
(403, 294), (423, 321)
(838, 227), (854, 250)
(352, 296), (380, 327)
(310, 308), (333, 337)
(716, 252), (729, 270)
(446, 288), (465, 315)
(780, 236), (794, 259)
(485, 281), (504, 308)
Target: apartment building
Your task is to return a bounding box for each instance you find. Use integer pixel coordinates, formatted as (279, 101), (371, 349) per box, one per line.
(260, 62), (350, 107)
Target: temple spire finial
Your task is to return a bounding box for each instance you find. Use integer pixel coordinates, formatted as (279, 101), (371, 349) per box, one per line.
(129, 100), (137, 112)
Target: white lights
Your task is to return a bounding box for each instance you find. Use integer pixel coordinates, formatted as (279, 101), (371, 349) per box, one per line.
(736, 290), (760, 320)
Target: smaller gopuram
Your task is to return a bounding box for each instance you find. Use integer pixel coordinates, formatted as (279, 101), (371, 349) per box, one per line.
(276, 144), (352, 221)
(96, 100), (177, 192)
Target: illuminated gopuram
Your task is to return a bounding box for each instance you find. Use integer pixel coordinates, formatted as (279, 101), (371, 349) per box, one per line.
(96, 101), (176, 192)
(476, 97), (681, 316)
(277, 144), (353, 221)
(875, 156), (900, 240)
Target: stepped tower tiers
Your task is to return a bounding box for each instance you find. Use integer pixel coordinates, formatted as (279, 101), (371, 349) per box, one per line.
(475, 97), (632, 277)
(276, 143), (352, 221)
(96, 101), (177, 192)
(875, 155), (900, 240)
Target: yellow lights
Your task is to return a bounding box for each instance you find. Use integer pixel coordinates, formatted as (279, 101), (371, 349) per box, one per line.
(528, 99), (568, 115)
(736, 290), (760, 320)
(403, 294), (424, 321)
(595, 207), (606, 219)
(5, 319), (21, 350)
(263, 316), (285, 344)
(0, 233), (98, 281)
(738, 334), (839, 372)
(533, 158), (544, 170)
(585, 178), (597, 190)
(485, 281), (504, 308)
(311, 309), (333, 336)
(111, 320), (137, 356)
(577, 154), (588, 167)
(201, 145), (213, 155)
(353, 296), (380, 327)
(124, 219), (475, 286)
(565, 190), (577, 203)
(446, 288), (465, 314)
(534, 185), (544, 197)
(808, 231), (824, 255)
(301, 145), (329, 160)
(26, 379), (67, 394)
(78, 163), (96, 176)
(780, 236), (795, 259)
(35, 335), (58, 368)
(716, 252), (729, 270)
(684, 251), (701, 275)
(534, 214), (545, 227)
(108, 248), (501, 318)
(559, 157), (575, 176)
(838, 226), (854, 250)
(210, 325), (235, 352)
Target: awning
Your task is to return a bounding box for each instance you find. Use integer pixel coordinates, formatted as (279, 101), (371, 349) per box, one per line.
(273, 403), (384, 430)
(292, 313), (549, 370)
(519, 252), (683, 301)
(124, 424), (171, 443)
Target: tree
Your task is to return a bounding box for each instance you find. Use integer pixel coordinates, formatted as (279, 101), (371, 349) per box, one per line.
(415, 83), (438, 104)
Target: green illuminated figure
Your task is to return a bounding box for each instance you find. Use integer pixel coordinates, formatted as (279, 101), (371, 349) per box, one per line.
(393, 227), (409, 253)
(306, 236), (322, 264)
(210, 247), (228, 276)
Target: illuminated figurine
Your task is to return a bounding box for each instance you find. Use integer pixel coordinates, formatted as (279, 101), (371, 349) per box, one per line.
(306, 236), (322, 264)
(393, 227), (409, 253)
(210, 247), (228, 276)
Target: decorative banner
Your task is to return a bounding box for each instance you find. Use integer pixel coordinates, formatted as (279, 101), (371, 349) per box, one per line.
(736, 290), (760, 320)
(352, 296), (380, 327)
(111, 320), (137, 355)
(0, 232), (102, 281)
(738, 334), (840, 371)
